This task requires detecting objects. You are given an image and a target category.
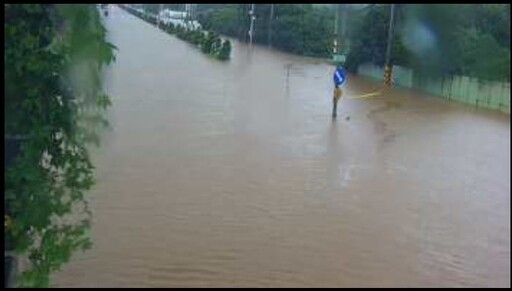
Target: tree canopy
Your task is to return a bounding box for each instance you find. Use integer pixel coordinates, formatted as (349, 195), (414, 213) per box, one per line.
(5, 4), (115, 287)
(197, 4), (510, 81)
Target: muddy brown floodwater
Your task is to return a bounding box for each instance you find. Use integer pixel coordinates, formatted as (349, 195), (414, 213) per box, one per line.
(52, 6), (510, 287)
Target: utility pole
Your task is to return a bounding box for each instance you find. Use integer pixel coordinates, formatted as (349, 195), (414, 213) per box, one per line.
(236, 5), (240, 39)
(191, 4), (194, 21)
(186, 4), (195, 29)
(301, 4), (305, 49)
(333, 4), (346, 63)
(341, 4), (347, 48)
(384, 4), (396, 88)
(185, 4), (190, 29)
(333, 4), (339, 55)
(268, 4), (274, 47)
(157, 4), (162, 27)
(249, 4), (255, 45)
(237, 4), (243, 40)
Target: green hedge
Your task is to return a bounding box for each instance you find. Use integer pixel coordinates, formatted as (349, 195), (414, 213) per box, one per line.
(120, 5), (231, 61)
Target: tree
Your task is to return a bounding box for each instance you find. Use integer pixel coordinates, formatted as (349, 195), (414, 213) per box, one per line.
(121, 5), (230, 61)
(5, 4), (116, 287)
(345, 4), (510, 81)
(212, 35), (222, 55)
(196, 4), (335, 58)
(345, 5), (384, 71)
(201, 31), (214, 54)
(218, 39), (232, 60)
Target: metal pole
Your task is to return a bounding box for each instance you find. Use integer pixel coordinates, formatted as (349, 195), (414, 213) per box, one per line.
(239, 4), (245, 40)
(249, 4), (255, 45)
(268, 4), (274, 47)
(385, 4), (396, 68)
(384, 4), (396, 87)
(158, 4), (163, 27)
(341, 4), (347, 48)
(236, 5), (241, 39)
(187, 4), (192, 29)
(186, 4), (190, 29)
(334, 4), (339, 54)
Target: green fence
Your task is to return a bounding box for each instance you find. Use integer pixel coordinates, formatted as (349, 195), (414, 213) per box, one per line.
(357, 63), (510, 114)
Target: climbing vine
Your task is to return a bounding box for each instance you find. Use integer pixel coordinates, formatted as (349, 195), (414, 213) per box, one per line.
(4, 4), (116, 287)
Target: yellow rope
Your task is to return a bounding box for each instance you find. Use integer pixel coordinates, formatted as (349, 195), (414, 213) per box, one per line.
(350, 91), (381, 99)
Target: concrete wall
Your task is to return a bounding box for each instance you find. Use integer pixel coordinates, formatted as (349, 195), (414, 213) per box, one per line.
(357, 63), (510, 114)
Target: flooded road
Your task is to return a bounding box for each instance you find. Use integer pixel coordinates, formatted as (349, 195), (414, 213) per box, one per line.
(52, 6), (510, 287)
